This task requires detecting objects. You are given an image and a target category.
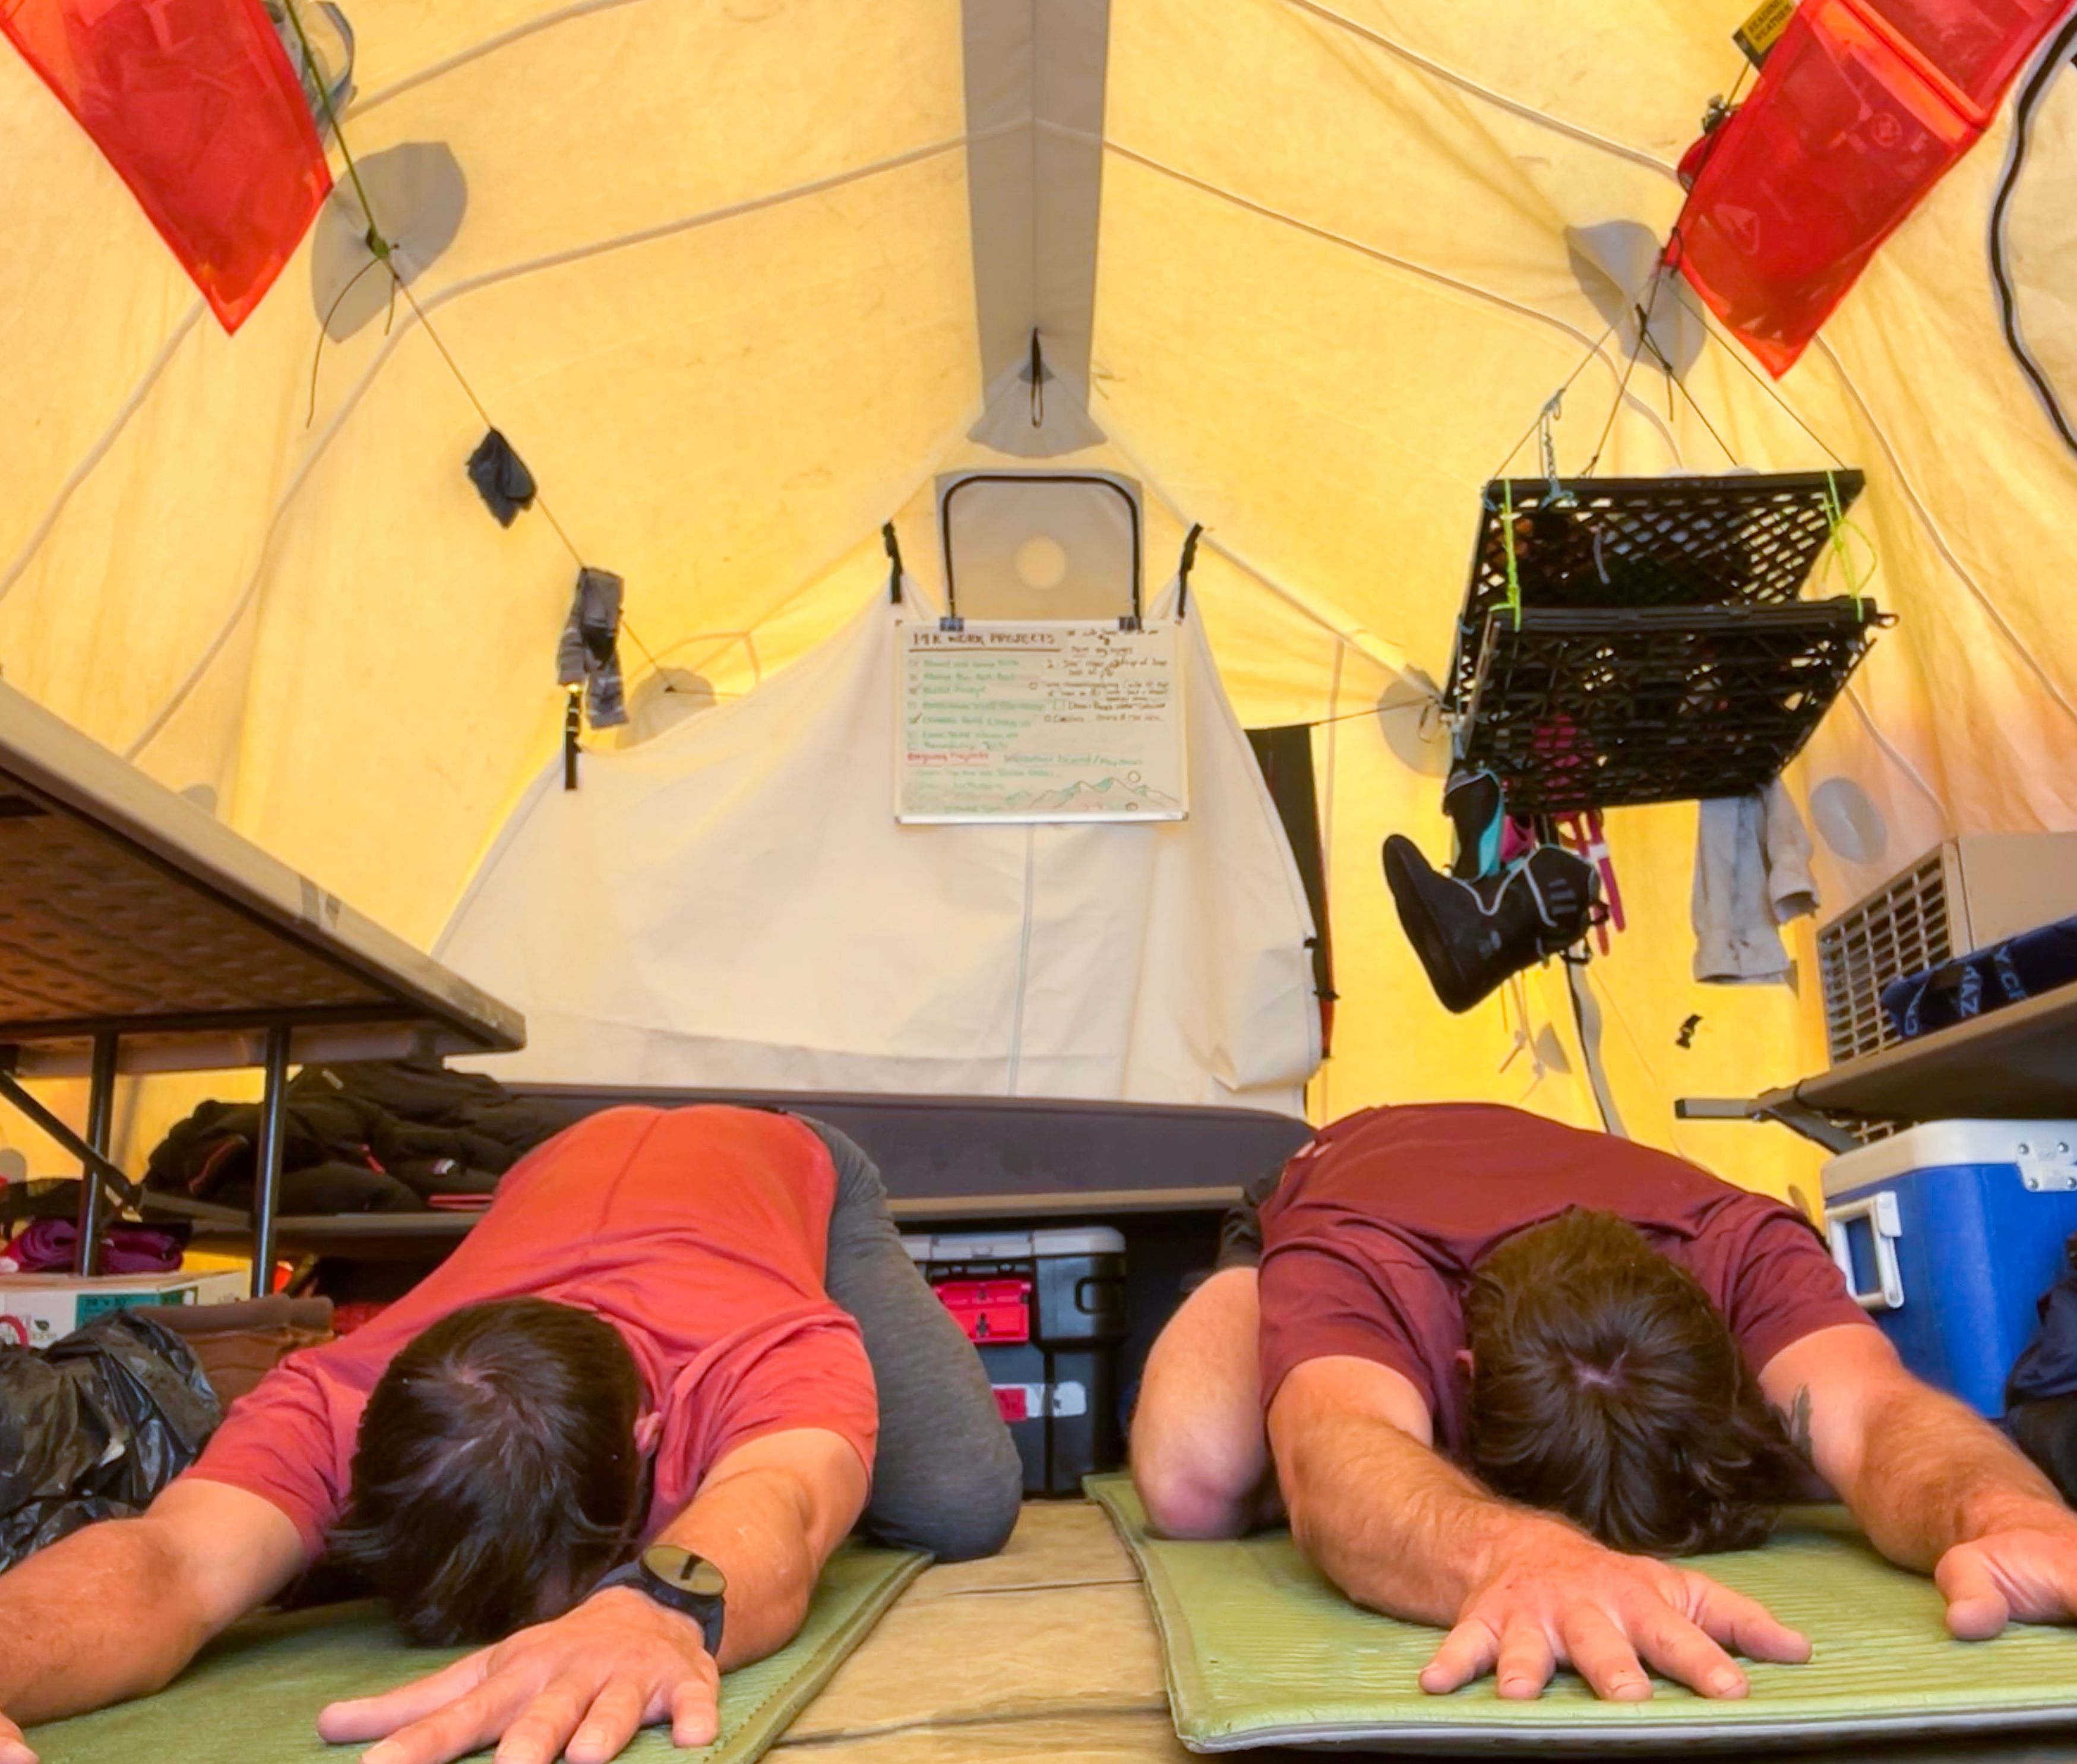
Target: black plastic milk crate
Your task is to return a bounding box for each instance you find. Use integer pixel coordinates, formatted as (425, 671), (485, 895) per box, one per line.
(902, 1226), (1127, 1496)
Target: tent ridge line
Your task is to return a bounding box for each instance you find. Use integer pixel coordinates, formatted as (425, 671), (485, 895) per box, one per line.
(0, 299), (206, 612)
(1101, 138), (1683, 465)
(118, 131), (995, 768)
(1812, 336), (2077, 734)
(1270, 0), (1681, 182)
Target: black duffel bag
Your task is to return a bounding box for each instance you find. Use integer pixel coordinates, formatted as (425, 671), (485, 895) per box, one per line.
(1880, 912), (2077, 1042)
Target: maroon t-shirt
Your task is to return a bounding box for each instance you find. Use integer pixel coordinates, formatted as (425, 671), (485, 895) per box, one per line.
(1256, 1104), (1871, 1462)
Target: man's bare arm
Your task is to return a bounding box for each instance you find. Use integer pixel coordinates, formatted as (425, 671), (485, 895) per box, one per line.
(1269, 1355), (1809, 1701)
(1762, 1324), (2077, 1636)
(0, 1479), (307, 1757)
(317, 1427), (871, 1764)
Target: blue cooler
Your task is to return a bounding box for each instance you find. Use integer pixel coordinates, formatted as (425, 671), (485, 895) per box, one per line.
(1822, 1120), (2077, 1416)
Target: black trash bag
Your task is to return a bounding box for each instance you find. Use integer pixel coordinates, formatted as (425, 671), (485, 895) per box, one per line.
(0, 1311), (222, 1570)
(2006, 1231), (2077, 1504)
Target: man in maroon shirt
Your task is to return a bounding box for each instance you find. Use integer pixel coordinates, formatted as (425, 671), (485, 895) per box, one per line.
(1133, 1104), (2077, 1703)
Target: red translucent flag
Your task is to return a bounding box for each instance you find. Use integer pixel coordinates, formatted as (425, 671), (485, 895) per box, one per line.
(2, 0), (333, 331)
(1673, 0), (2066, 375)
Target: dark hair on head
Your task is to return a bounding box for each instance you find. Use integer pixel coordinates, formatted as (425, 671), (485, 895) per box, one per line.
(330, 1297), (646, 1645)
(1463, 1207), (1803, 1557)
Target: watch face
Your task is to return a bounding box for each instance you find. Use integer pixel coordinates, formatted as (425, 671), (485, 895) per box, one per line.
(643, 1543), (727, 1599)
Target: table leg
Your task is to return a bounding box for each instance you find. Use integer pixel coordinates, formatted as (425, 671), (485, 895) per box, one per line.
(250, 1025), (292, 1300)
(74, 1033), (120, 1276)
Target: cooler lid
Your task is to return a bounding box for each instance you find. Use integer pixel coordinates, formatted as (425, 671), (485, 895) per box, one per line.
(1821, 1118), (2077, 1196)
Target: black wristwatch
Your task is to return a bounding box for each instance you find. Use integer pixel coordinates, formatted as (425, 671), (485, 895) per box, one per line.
(593, 1544), (727, 1656)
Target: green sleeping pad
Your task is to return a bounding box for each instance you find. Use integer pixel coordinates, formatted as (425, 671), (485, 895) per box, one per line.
(31, 1543), (925, 1764)
(1087, 1472), (2077, 1752)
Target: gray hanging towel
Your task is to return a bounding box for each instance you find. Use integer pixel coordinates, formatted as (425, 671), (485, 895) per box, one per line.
(556, 566), (628, 728)
(1691, 779), (1818, 984)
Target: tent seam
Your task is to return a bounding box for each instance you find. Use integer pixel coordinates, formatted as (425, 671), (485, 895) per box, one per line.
(1270, 0), (1681, 181)
(121, 129), (997, 764)
(1090, 133), (1685, 467)
(346, 0), (656, 118)
(0, 300), (206, 609)
(1813, 337), (2077, 732)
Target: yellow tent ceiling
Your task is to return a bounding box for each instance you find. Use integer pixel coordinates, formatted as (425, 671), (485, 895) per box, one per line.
(4, 0), (2075, 1191)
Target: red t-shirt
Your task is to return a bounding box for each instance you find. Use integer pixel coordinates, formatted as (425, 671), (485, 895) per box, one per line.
(185, 1105), (878, 1560)
(1257, 1104), (1870, 1460)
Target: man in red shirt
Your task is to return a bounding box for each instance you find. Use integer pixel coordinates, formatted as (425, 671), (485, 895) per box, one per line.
(1133, 1104), (2077, 1703)
(0, 1105), (1020, 1764)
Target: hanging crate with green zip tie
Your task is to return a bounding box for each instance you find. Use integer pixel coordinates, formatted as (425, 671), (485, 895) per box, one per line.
(1443, 470), (1890, 814)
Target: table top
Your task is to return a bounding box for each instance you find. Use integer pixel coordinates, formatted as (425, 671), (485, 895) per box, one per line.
(1756, 978), (2077, 1126)
(0, 682), (523, 1077)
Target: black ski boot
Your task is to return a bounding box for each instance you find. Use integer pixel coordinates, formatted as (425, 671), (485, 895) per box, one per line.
(1382, 834), (1599, 1013)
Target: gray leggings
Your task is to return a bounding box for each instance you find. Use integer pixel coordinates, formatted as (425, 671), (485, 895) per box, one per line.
(802, 1118), (1023, 1561)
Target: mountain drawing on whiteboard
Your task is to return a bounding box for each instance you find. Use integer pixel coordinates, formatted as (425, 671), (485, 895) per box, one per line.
(1000, 777), (1181, 813)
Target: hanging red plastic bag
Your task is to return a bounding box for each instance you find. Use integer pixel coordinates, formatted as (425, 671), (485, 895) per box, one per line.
(1, 0), (332, 331)
(1674, 0), (2066, 374)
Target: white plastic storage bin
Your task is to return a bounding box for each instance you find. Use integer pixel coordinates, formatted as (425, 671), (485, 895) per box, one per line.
(1822, 1120), (2077, 1416)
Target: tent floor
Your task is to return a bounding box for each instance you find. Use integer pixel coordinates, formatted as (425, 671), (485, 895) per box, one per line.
(790, 1503), (2077, 1763)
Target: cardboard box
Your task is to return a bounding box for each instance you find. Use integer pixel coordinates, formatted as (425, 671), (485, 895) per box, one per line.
(0, 1268), (249, 1349)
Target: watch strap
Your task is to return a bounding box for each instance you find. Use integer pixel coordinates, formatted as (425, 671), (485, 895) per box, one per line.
(592, 1557), (726, 1657)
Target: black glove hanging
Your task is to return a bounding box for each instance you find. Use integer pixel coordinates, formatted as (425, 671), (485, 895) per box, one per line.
(466, 428), (536, 527)
(556, 567), (628, 728)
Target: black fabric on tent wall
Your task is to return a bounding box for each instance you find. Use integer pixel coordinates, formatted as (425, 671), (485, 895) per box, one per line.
(1247, 725), (1335, 1054)
(465, 427), (536, 526)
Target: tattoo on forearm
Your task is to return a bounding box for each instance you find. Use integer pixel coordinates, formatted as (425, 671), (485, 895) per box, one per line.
(1773, 1386), (1814, 1465)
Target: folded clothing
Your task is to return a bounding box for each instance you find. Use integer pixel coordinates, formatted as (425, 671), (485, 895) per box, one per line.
(3, 1218), (181, 1275)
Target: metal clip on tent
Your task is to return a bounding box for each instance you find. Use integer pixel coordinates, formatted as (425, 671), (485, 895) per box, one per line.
(1177, 523), (1203, 621)
(883, 521), (904, 604)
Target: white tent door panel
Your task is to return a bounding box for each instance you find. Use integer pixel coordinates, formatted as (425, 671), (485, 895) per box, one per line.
(438, 594), (1318, 1109)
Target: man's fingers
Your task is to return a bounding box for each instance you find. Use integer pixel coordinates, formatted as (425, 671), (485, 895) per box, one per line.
(492, 1676), (596, 1764)
(1625, 1597), (1748, 1700)
(1937, 1548), (2013, 1642)
(0, 1717), (37, 1764)
(318, 1652), (491, 1744)
(563, 1680), (649, 1764)
(1493, 1620), (1557, 1701)
(359, 1678), (526, 1764)
(1419, 1616), (1500, 1695)
(670, 1677), (720, 1750)
(1686, 1575), (1812, 1665)
(1559, 1605), (1652, 1702)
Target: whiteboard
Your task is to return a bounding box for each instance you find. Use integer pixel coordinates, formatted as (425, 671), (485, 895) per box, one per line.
(896, 621), (1187, 823)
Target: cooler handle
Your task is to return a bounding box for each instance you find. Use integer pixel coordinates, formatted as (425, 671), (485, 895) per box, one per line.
(1825, 1190), (1904, 1313)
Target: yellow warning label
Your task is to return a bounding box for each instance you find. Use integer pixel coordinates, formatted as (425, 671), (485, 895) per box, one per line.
(1734, 0), (1797, 65)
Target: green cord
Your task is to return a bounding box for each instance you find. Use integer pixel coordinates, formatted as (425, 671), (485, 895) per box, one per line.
(1820, 469), (1877, 619)
(1501, 478), (1523, 628)
(279, 0), (391, 260)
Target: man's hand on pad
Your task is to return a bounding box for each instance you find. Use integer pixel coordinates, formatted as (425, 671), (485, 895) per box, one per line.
(316, 1586), (719, 1764)
(1937, 1522), (2077, 1641)
(1420, 1528), (1810, 1702)
(0, 1709), (36, 1764)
